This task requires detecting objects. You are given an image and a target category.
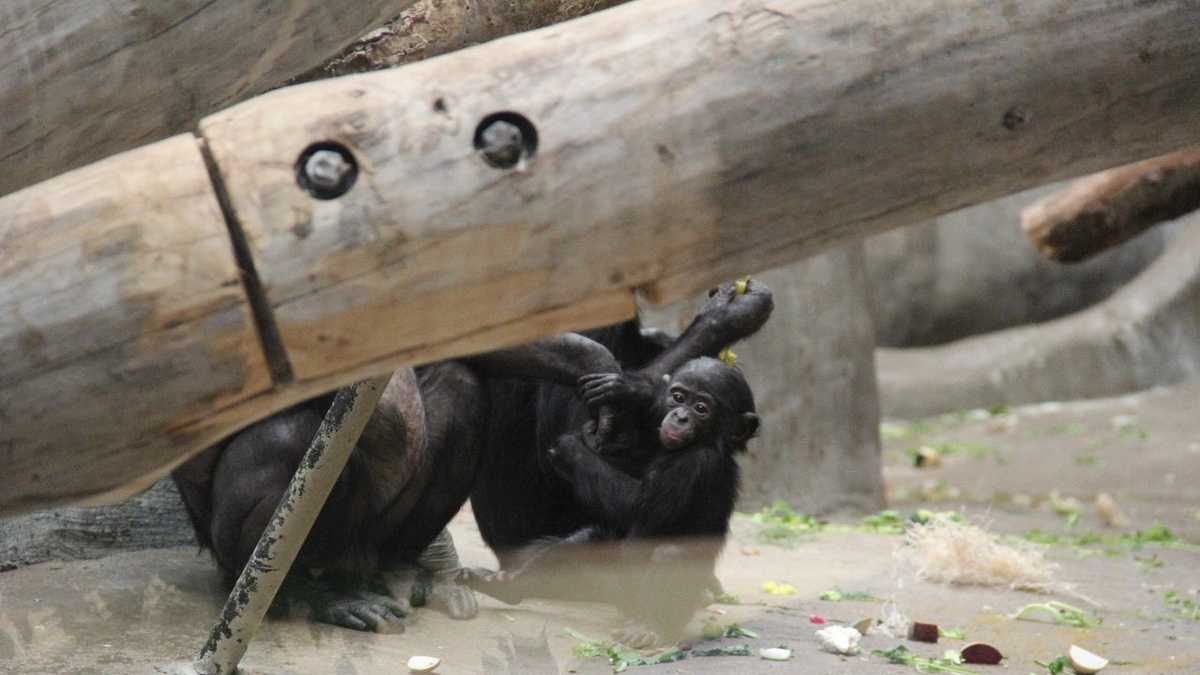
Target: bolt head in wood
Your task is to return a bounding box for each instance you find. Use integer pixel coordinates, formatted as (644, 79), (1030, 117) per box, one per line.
(296, 142), (358, 199)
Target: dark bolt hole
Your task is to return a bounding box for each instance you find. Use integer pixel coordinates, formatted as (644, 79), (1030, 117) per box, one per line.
(474, 112), (538, 169)
(1002, 106), (1031, 132)
(296, 141), (359, 199)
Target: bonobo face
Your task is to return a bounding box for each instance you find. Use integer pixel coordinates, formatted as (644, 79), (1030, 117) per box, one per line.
(658, 357), (759, 452)
(658, 378), (716, 450)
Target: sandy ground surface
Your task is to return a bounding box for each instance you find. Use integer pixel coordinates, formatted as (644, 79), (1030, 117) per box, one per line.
(2, 382), (1200, 674)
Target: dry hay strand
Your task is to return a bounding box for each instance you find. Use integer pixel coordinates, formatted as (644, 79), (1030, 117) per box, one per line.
(896, 516), (1055, 592)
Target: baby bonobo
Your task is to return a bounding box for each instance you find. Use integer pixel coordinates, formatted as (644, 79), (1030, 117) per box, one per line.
(467, 357), (758, 646)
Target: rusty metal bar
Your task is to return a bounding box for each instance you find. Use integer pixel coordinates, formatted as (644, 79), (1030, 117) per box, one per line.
(191, 374), (391, 675)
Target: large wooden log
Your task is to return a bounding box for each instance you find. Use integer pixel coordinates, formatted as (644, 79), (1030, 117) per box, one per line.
(1022, 149), (1200, 262)
(3, 0), (1200, 514)
(0, 135), (271, 513)
(0, 0), (410, 199)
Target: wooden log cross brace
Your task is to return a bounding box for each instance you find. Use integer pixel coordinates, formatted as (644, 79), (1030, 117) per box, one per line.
(1023, 149), (1200, 262)
(2, 0), (1200, 515)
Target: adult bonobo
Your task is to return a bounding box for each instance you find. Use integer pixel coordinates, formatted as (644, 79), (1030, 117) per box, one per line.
(173, 335), (622, 632)
(468, 357), (759, 645)
(469, 279), (773, 568)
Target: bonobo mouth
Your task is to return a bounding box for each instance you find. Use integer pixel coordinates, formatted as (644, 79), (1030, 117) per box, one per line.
(659, 425), (687, 449)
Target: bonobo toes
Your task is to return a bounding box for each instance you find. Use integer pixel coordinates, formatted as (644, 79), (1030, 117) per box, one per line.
(315, 590), (409, 633)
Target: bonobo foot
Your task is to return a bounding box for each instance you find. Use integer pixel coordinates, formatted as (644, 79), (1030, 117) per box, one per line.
(313, 587), (409, 633)
(385, 565), (479, 620)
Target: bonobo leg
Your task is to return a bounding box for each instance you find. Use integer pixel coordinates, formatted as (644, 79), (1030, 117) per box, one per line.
(206, 403), (410, 632)
(380, 362), (490, 620)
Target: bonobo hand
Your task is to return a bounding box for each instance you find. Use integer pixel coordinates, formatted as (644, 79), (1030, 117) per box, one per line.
(545, 426), (599, 478)
(696, 278), (774, 343)
(579, 372), (642, 407)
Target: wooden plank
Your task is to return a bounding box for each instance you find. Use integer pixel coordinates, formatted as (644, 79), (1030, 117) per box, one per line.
(1023, 149), (1200, 262)
(0, 135), (272, 513)
(4, 0), (1200, 514)
(0, 0), (411, 198)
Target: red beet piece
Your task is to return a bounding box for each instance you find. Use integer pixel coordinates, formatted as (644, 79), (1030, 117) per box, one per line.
(960, 642), (1004, 665)
(908, 621), (939, 643)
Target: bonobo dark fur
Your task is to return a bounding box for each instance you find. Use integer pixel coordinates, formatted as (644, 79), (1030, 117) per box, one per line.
(172, 334), (629, 632)
(468, 356), (762, 645)
(470, 280), (774, 565)
(174, 280), (773, 637)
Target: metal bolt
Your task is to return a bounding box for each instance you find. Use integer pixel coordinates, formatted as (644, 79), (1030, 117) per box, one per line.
(296, 142), (358, 199)
(305, 150), (352, 190)
(478, 119), (526, 169)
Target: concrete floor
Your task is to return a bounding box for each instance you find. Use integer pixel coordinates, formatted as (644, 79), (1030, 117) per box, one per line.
(3, 382), (1200, 674)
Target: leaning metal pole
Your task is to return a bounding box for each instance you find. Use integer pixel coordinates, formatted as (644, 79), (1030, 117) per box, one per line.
(192, 374), (391, 675)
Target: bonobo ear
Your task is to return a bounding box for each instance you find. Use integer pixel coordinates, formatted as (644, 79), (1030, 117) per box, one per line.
(732, 412), (759, 443)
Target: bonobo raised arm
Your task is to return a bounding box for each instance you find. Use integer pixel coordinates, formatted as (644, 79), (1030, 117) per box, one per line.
(643, 278), (773, 380)
(463, 333), (621, 386)
(580, 279), (773, 426)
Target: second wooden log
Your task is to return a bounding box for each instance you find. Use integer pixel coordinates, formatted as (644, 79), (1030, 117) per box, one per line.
(1023, 149), (1200, 262)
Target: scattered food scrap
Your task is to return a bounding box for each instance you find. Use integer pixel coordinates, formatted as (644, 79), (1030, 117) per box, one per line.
(701, 620), (758, 639)
(939, 627), (966, 640)
(872, 645), (977, 674)
(898, 515), (1054, 591)
(1035, 655), (1070, 674)
(693, 645), (752, 657)
(1068, 645), (1108, 674)
(878, 601), (911, 638)
(853, 617), (875, 635)
(819, 587), (878, 602)
(913, 445), (943, 468)
(407, 655), (440, 672)
(759, 647), (792, 661)
(1049, 491), (1083, 518)
(959, 642), (1003, 665)
(762, 580), (796, 595)
(1012, 601), (1100, 628)
(565, 629), (749, 672)
(1164, 590), (1200, 621)
(815, 625), (862, 655)
(809, 615), (827, 624)
(750, 501), (825, 547)
(909, 621), (939, 643)
(1093, 493), (1128, 527)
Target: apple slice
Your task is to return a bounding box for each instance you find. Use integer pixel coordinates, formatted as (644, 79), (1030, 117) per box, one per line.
(1068, 645), (1108, 674)
(407, 655), (441, 672)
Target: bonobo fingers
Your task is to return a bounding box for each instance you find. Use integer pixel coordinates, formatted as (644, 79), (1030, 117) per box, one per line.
(579, 373), (625, 406)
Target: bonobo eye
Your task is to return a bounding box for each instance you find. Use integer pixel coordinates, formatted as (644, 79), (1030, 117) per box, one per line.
(693, 402), (709, 416)
(707, 287), (719, 298)
(671, 390), (686, 404)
